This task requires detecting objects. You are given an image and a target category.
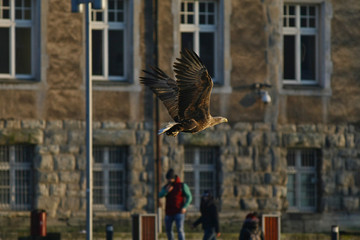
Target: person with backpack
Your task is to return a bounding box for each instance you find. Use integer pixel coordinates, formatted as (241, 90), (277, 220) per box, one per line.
(159, 169), (192, 240)
(192, 190), (221, 240)
(239, 212), (264, 240)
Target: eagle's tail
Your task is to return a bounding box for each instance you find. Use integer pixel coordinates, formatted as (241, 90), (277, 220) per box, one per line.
(158, 122), (178, 136)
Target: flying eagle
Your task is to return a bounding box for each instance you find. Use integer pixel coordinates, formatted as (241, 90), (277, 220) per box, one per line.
(140, 49), (228, 137)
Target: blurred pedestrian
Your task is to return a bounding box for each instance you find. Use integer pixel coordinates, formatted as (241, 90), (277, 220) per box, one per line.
(192, 190), (221, 240)
(159, 169), (192, 240)
(239, 212), (264, 240)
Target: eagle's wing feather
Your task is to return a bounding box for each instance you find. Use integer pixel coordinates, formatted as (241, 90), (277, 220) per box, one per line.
(140, 67), (179, 121)
(173, 49), (213, 121)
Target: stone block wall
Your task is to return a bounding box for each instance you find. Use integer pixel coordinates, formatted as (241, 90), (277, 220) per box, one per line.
(0, 119), (153, 224)
(160, 122), (360, 231)
(0, 120), (359, 231)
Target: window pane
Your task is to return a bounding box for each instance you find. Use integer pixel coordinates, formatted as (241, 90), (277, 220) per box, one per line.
(15, 170), (31, 206)
(199, 14), (205, 24)
(199, 3), (205, 12)
(301, 6), (307, 16)
(184, 171), (194, 196)
(109, 0), (115, 9)
(309, 18), (315, 28)
(286, 149), (296, 166)
(286, 174), (296, 207)
(199, 171), (214, 197)
(109, 171), (123, 205)
(208, 15), (214, 25)
(301, 149), (316, 167)
(301, 18), (307, 28)
(199, 147), (217, 165)
(0, 0), (10, 19)
(185, 148), (195, 164)
(16, 28), (32, 75)
(108, 30), (124, 76)
(208, 3), (214, 13)
(0, 28), (10, 74)
(283, 35), (295, 80)
(117, 12), (123, 22)
(15, 145), (33, 163)
(92, 30), (103, 76)
(301, 35), (316, 80)
(15, 9), (22, 19)
(24, 9), (31, 19)
(109, 146), (127, 164)
(15, 0), (22, 7)
(108, 12), (114, 21)
(289, 5), (295, 15)
(200, 32), (214, 77)
(187, 2), (193, 12)
(181, 15), (185, 24)
(108, 0), (124, 22)
(93, 146), (104, 163)
(300, 173), (316, 207)
(187, 14), (194, 24)
(181, 32), (194, 51)
(93, 171), (103, 204)
(289, 17), (295, 27)
(200, 171), (214, 189)
(0, 170), (10, 205)
(0, 146), (9, 163)
(91, 9), (103, 22)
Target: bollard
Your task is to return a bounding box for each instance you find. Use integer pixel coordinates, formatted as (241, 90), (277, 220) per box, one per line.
(30, 209), (47, 237)
(331, 225), (339, 240)
(106, 224), (113, 240)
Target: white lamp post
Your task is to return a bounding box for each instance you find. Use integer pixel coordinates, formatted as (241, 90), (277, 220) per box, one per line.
(71, 1), (104, 240)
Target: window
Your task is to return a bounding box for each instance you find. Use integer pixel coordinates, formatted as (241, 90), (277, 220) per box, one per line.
(0, 0), (35, 79)
(180, 0), (217, 80)
(184, 146), (219, 210)
(283, 4), (319, 85)
(91, 0), (126, 81)
(0, 145), (34, 211)
(286, 148), (319, 212)
(93, 146), (127, 210)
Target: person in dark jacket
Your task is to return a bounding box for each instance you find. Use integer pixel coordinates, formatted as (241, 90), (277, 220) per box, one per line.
(192, 190), (221, 240)
(239, 212), (264, 240)
(159, 169), (192, 240)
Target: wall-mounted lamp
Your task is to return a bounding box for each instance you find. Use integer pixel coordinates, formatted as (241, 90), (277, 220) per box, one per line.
(260, 90), (271, 104)
(236, 83), (272, 107)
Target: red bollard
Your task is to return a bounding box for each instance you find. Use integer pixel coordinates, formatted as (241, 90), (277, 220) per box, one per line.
(31, 209), (47, 237)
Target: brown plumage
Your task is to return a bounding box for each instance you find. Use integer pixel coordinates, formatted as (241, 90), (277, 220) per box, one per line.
(140, 49), (228, 137)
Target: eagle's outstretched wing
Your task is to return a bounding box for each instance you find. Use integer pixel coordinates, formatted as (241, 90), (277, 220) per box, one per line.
(173, 49), (213, 121)
(140, 67), (179, 122)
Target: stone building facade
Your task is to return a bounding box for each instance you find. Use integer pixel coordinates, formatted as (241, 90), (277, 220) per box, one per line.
(0, 0), (359, 234)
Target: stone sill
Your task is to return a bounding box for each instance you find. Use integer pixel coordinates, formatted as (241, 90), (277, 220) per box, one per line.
(280, 85), (332, 96)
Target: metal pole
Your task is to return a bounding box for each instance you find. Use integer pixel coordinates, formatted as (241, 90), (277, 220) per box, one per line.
(153, 0), (162, 233)
(85, 2), (93, 240)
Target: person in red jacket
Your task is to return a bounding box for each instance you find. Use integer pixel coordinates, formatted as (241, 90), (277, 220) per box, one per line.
(159, 169), (192, 240)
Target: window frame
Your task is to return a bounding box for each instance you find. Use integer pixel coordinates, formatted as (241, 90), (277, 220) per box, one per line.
(180, 0), (218, 81)
(174, 0), (232, 93)
(286, 148), (319, 212)
(282, 4), (319, 85)
(0, 145), (34, 211)
(93, 145), (127, 211)
(184, 146), (219, 211)
(90, 0), (127, 82)
(0, 0), (36, 80)
(280, 0), (332, 96)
